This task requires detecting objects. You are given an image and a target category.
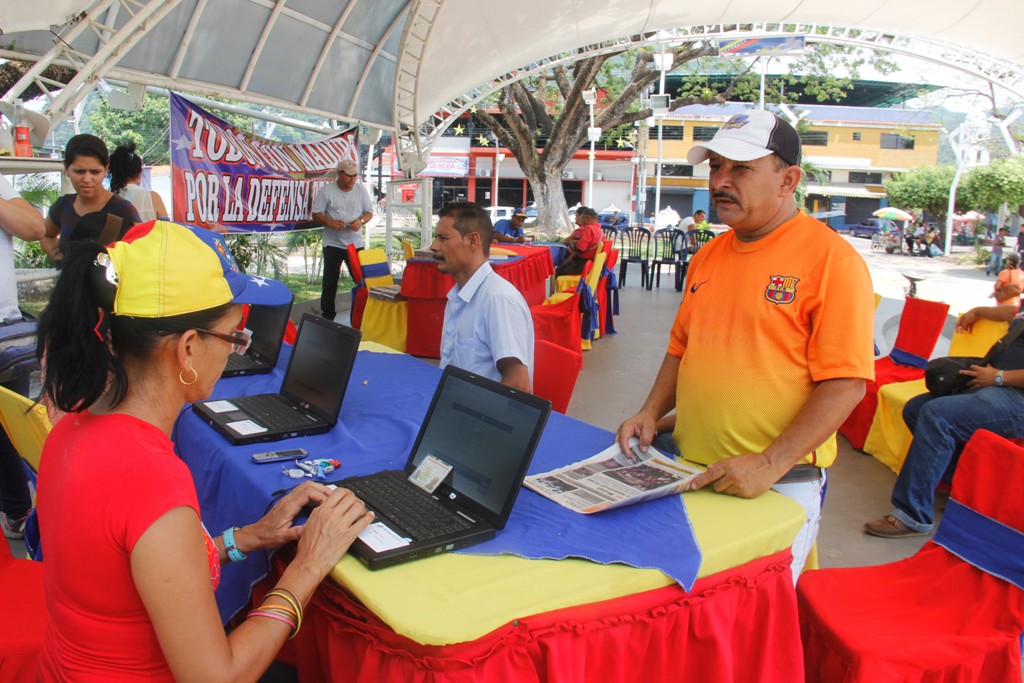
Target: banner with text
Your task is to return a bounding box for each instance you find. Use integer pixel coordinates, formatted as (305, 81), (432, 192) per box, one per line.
(170, 92), (358, 232)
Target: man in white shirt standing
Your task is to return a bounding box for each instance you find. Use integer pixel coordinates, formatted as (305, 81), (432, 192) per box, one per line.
(311, 159), (374, 321)
(430, 202), (533, 391)
(0, 175), (45, 538)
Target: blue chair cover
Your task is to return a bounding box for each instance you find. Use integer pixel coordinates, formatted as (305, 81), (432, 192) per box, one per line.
(933, 498), (1024, 591)
(577, 281), (599, 341)
(24, 509), (42, 561)
(603, 266), (619, 335)
(360, 261), (391, 280)
(889, 346), (929, 369)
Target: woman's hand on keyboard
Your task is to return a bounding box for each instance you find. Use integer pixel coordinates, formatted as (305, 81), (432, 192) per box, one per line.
(295, 487), (375, 577)
(239, 481), (338, 552)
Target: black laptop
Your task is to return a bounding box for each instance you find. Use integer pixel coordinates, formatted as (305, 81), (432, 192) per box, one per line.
(339, 365), (551, 569)
(221, 300), (294, 378)
(192, 313), (361, 445)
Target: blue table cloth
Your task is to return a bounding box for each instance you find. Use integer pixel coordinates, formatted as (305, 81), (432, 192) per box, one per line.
(174, 348), (701, 622)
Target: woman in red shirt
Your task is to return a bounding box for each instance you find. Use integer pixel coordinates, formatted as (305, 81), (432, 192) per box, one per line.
(35, 220), (373, 682)
(556, 206), (604, 276)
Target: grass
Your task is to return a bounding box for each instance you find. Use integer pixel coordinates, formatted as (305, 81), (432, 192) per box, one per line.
(17, 271), (355, 319)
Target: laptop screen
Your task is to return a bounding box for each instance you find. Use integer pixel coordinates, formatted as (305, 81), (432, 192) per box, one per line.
(244, 302), (292, 361)
(280, 315), (360, 420)
(408, 368), (549, 521)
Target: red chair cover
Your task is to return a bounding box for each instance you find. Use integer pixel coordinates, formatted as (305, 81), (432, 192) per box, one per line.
(399, 249), (554, 358)
(238, 305), (297, 344)
(348, 244), (367, 329)
(533, 339), (583, 413)
(0, 542), (45, 683)
(289, 549), (802, 683)
(840, 297), (949, 449)
(282, 319), (297, 345)
(531, 294), (582, 355)
(798, 431), (1024, 683)
(889, 297), (950, 362)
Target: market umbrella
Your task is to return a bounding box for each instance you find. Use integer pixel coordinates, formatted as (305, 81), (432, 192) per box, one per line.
(873, 207), (915, 221)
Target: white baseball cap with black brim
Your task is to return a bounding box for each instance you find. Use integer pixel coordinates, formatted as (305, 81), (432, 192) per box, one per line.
(686, 110), (802, 167)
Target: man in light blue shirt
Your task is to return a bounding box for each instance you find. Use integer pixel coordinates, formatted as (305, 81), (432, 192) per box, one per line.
(431, 202), (533, 391)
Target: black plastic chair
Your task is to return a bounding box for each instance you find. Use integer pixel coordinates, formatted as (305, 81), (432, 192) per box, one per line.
(601, 226), (619, 243)
(650, 228), (686, 291)
(616, 227), (651, 289)
(680, 228), (715, 283)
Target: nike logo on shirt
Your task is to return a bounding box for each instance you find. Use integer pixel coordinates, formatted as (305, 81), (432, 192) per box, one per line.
(690, 280), (710, 293)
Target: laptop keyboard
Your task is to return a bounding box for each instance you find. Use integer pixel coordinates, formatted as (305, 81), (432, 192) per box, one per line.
(345, 472), (473, 540)
(234, 394), (307, 429)
(224, 353), (262, 371)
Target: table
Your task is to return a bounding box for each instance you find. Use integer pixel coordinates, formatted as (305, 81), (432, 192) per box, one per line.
(174, 345), (805, 680)
(399, 245), (554, 357)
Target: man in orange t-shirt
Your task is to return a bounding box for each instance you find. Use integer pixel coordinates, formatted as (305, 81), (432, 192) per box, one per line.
(616, 111), (874, 578)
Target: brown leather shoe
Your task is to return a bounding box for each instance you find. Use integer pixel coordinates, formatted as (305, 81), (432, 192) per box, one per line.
(864, 514), (930, 539)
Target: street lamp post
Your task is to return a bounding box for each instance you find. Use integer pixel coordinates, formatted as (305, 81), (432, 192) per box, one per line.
(651, 49), (672, 228)
(493, 151), (505, 208)
(583, 89), (599, 207)
(943, 116), (989, 256)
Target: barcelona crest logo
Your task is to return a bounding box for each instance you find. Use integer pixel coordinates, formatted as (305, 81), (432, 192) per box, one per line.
(765, 275), (799, 305)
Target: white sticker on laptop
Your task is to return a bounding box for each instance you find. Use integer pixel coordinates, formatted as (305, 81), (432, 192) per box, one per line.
(226, 420), (267, 435)
(358, 522), (411, 552)
(203, 400), (238, 413)
(408, 454), (453, 494)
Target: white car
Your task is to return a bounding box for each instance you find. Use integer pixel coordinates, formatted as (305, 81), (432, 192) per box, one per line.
(487, 206), (517, 223)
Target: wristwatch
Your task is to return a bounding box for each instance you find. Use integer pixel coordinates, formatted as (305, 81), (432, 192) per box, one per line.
(995, 370), (1005, 386)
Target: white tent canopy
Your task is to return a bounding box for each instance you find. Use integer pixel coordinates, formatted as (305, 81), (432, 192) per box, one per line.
(3, 0), (1023, 143)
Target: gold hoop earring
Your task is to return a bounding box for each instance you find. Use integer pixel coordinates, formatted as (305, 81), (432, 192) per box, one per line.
(179, 367), (199, 386)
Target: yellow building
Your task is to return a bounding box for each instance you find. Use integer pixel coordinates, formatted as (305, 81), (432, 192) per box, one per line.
(643, 103), (941, 229)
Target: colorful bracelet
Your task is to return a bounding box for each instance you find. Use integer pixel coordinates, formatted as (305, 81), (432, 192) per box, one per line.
(248, 609), (297, 638)
(265, 588), (303, 631)
(222, 526), (247, 563)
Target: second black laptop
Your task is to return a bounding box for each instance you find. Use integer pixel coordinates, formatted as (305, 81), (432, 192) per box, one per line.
(192, 313), (361, 445)
(339, 365), (551, 569)
(221, 300), (294, 378)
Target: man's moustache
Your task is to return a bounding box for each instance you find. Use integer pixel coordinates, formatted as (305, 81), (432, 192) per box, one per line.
(712, 192), (740, 206)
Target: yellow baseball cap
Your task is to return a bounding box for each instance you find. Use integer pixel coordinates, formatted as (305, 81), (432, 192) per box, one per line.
(102, 220), (291, 318)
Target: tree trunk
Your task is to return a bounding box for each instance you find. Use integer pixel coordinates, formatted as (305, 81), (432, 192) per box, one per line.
(529, 171), (574, 236)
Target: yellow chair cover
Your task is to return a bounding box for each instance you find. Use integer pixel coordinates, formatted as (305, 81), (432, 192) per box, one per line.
(401, 240), (415, 260)
(555, 274), (583, 293)
(863, 317), (1009, 473)
(357, 248), (395, 289)
(0, 385), (52, 472)
(542, 253), (607, 351)
(361, 298), (408, 353)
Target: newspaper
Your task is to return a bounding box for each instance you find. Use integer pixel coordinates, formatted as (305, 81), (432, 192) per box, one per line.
(368, 284), (403, 301)
(524, 437), (703, 514)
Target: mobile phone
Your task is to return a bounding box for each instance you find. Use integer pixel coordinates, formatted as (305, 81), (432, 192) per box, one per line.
(251, 448), (308, 464)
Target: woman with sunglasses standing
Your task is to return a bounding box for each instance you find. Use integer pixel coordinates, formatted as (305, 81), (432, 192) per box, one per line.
(34, 219), (373, 682)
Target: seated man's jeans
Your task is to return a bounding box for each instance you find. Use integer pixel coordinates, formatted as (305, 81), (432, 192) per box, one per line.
(892, 387), (1024, 531)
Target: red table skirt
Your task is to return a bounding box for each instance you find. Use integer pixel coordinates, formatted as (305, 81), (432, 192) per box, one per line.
(401, 248), (554, 358)
(289, 549), (801, 682)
